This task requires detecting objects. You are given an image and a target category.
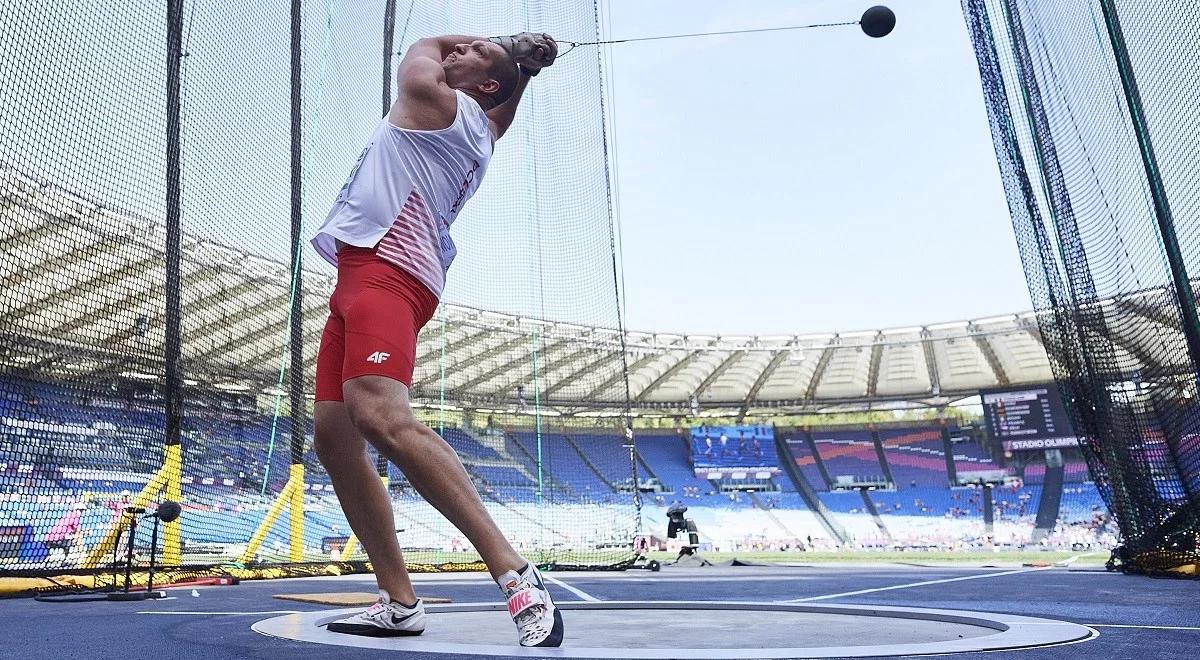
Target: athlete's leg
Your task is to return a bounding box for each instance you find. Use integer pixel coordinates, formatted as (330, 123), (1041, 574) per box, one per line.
(342, 374), (524, 581)
(314, 401), (419, 604)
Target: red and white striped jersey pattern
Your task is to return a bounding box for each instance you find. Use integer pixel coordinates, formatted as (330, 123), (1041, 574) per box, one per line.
(374, 190), (448, 296)
(310, 90), (494, 298)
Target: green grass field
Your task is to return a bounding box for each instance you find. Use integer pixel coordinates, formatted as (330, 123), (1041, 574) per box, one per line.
(643, 550), (1108, 565)
(242, 548), (1109, 569)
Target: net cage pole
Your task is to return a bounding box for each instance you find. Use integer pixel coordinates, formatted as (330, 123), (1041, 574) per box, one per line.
(1097, 0), (1200, 524)
(237, 0), (306, 565)
(962, 0), (1200, 572)
(80, 0), (188, 571)
(992, 0), (1149, 526)
(966, 0), (1149, 546)
(591, 0), (642, 538)
(331, 0), (400, 564)
(286, 0), (307, 564)
(1098, 0), (1200, 380)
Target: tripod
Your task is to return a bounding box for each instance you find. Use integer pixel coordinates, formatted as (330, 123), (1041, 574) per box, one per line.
(108, 501), (181, 601)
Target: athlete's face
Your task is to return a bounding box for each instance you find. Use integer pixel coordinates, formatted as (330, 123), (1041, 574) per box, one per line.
(443, 40), (505, 95)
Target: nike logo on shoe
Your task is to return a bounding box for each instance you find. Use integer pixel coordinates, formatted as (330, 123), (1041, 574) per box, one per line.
(526, 567), (546, 591)
(390, 611), (419, 625)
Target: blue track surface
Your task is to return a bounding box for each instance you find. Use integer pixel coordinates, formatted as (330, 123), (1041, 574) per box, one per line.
(3, 563), (1198, 659)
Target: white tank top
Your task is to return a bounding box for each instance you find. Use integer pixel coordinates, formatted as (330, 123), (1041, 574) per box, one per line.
(311, 90), (493, 297)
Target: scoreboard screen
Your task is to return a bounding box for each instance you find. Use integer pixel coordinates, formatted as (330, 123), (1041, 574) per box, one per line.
(980, 383), (1078, 450)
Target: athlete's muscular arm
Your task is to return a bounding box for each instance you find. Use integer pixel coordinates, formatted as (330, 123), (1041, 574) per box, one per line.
(390, 35), (485, 130)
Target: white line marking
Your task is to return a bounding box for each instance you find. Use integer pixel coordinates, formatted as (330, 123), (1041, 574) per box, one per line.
(137, 614), (304, 619)
(1088, 624), (1200, 631)
(784, 566), (1056, 602)
(544, 575), (600, 602)
(1055, 552), (1097, 566)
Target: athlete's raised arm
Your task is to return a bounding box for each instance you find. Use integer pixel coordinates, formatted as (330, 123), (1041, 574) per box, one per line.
(389, 33), (556, 139)
(485, 33), (557, 140)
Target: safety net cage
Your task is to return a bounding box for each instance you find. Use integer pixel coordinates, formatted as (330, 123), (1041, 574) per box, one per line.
(962, 0), (1200, 576)
(0, 0), (639, 593)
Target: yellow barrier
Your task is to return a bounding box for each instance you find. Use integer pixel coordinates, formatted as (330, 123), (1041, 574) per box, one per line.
(81, 443), (183, 569)
(238, 464), (306, 564)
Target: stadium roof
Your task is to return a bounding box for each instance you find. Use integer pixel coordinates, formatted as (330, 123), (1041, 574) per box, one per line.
(3, 169), (1180, 417)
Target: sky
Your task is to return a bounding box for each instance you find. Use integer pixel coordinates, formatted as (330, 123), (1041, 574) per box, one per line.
(0, 0), (1034, 336)
(602, 0), (1033, 335)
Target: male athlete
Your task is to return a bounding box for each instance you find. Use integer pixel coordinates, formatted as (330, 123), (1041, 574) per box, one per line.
(308, 32), (563, 647)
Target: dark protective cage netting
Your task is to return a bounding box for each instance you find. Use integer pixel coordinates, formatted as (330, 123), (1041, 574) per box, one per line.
(962, 0), (1200, 575)
(0, 0), (639, 587)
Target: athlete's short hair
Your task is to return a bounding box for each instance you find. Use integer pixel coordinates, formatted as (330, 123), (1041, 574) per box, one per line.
(486, 53), (520, 107)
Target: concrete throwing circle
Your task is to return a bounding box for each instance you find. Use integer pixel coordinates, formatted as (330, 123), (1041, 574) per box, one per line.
(252, 601), (1096, 658)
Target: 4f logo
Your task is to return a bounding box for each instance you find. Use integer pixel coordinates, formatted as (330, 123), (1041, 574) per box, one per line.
(367, 351), (390, 363)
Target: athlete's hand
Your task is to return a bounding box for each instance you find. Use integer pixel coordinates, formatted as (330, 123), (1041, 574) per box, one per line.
(493, 32), (557, 76)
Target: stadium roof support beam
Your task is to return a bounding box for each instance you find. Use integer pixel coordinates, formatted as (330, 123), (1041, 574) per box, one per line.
(970, 325), (1010, 386)
(415, 335), (530, 391)
(532, 344), (599, 382)
(413, 324), (492, 365)
(580, 352), (661, 402)
(474, 339), (581, 396)
(694, 350), (746, 401)
(634, 350), (703, 402)
(803, 337), (839, 402)
(213, 296), (328, 366)
(0, 232), (130, 295)
(0, 209), (83, 257)
(543, 347), (631, 400)
(9, 251), (164, 324)
(1092, 322), (1162, 376)
(738, 349), (789, 418)
(921, 328), (941, 396)
(1116, 296), (1180, 332)
(128, 276), (268, 342)
(866, 332), (885, 398)
(56, 264), (220, 338)
(1017, 316), (1046, 351)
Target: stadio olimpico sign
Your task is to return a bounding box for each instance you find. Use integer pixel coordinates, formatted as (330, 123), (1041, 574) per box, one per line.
(1002, 436), (1079, 451)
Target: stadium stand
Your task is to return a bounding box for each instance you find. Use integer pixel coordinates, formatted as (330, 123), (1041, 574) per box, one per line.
(635, 432), (717, 497)
(811, 430), (886, 483)
(780, 434), (830, 491)
(1, 374), (1120, 556)
(1024, 460), (1090, 485)
(569, 433), (634, 488)
(878, 426), (950, 488)
(507, 432), (614, 502)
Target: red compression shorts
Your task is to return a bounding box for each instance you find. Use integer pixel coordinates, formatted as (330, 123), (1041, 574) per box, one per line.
(315, 245), (439, 401)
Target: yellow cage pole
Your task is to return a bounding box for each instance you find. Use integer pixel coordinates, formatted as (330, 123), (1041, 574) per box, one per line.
(81, 467), (169, 569)
(160, 443), (184, 566)
(239, 476), (299, 564)
(288, 464), (305, 563)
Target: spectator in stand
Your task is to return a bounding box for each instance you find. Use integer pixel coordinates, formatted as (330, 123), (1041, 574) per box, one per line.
(45, 501), (85, 561)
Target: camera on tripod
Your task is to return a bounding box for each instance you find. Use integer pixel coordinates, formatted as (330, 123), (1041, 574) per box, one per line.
(666, 503), (710, 565)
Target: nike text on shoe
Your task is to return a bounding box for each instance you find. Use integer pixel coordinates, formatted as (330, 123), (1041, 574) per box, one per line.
(498, 562), (564, 647)
(325, 591), (425, 637)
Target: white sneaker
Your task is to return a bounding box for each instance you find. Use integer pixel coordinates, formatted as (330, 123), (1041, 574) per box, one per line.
(325, 590), (425, 637)
(498, 562), (564, 647)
